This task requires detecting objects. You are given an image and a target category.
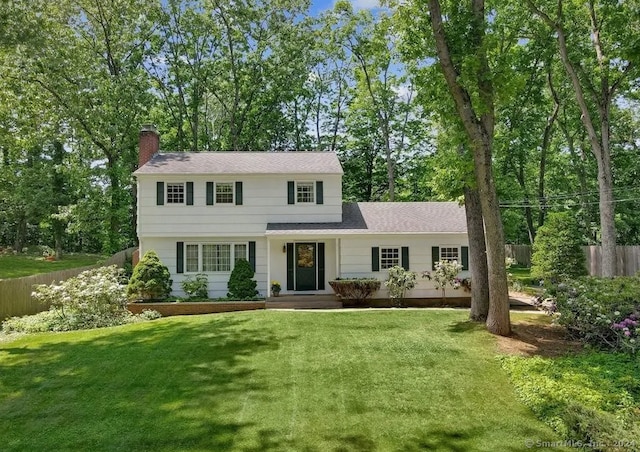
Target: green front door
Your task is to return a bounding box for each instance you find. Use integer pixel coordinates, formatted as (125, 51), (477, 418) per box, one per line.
(295, 243), (316, 291)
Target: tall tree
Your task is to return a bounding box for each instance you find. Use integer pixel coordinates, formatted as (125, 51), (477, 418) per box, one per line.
(425, 0), (510, 335)
(526, 0), (639, 276)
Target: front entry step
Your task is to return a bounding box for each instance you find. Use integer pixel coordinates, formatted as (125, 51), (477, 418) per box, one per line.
(266, 295), (342, 310)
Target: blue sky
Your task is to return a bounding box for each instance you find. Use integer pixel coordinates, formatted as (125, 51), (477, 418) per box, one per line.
(310, 0), (383, 15)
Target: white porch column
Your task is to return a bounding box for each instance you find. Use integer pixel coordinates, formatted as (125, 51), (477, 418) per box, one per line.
(335, 238), (340, 278)
(266, 236), (271, 297)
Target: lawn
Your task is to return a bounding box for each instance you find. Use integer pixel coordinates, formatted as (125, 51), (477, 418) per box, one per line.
(0, 310), (562, 451)
(0, 253), (106, 279)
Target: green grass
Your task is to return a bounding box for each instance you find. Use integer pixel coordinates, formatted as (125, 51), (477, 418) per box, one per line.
(0, 310), (562, 451)
(0, 253), (106, 279)
(502, 351), (640, 445)
(509, 265), (542, 295)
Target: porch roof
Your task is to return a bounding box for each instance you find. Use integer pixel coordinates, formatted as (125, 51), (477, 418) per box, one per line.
(265, 202), (467, 236)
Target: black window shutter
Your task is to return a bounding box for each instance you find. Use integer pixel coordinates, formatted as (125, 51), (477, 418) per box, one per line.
(157, 182), (164, 205)
(287, 181), (295, 204)
(317, 242), (325, 290)
(235, 181), (243, 205)
(248, 241), (256, 271)
(316, 181), (324, 205)
(177, 242), (184, 274)
(401, 246), (409, 270)
(432, 246), (440, 270)
(372, 247), (380, 272)
(461, 246), (469, 270)
(206, 182), (214, 205)
(286, 243), (294, 290)
(186, 182), (194, 205)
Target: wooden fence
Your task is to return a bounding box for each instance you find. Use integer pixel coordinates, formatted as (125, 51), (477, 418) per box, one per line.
(0, 248), (136, 321)
(505, 244), (640, 276)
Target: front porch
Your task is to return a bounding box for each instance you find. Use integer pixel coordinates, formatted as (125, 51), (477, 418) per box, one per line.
(265, 294), (342, 309)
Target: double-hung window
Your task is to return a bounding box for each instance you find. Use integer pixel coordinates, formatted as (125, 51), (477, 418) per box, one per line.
(215, 183), (234, 204)
(296, 182), (315, 203)
(166, 183), (185, 204)
(440, 247), (459, 262)
(380, 247), (400, 270)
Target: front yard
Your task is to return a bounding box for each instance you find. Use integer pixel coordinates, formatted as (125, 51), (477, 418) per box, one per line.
(0, 253), (106, 279)
(0, 310), (562, 451)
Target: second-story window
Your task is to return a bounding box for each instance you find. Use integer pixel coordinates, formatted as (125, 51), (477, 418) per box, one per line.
(216, 182), (234, 204)
(167, 183), (185, 204)
(296, 182), (315, 203)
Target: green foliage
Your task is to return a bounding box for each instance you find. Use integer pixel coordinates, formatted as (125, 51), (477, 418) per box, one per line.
(181, 273), (209, 300)
(2, 265), (155, 333)
(384, 266), (417, 305)
(502, 352), (640, 446)
(424, 260), (463, 299)
(328, 278), (381, 304)
(226, 258), (258, 299)
(127, 250), (172, 301)
(531, 212), (587, 282)
(542, 277), (640, 353)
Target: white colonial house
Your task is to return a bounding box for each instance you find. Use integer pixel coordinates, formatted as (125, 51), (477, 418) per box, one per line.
(134, 125), (471, 299)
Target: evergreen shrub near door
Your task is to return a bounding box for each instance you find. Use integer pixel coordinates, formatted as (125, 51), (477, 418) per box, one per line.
(227, 258), (258, 299)
(329, 279), (381, 304)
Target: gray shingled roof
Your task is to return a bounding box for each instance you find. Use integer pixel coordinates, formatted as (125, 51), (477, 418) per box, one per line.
(134, 151), (343, 175)
(266, 202), (467, 235)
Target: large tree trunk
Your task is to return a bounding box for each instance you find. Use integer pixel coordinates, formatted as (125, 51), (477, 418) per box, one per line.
(527, 0), (618, 276)
(428, 0), (510, 336)
(464, 186), (489, 321)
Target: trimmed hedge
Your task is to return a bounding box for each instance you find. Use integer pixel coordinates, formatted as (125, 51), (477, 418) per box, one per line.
(329, 279), (381, 305)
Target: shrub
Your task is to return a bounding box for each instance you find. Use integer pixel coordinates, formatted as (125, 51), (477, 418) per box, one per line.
(1, 265), (161, 333)
(502, 353), (640, 447)
(543, 277), (640, 353)
(127, 250), (172, 301)
(227, 258), (258, 299)
(531, 212), (587, 283)
(181, 273), (209, 300)
(384, 266), (417, 306)
(329, 279), (381, 304)
(423, 260), (463, 299)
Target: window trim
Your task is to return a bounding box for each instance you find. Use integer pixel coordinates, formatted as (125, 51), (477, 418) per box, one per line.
(215, 182), (235, 205)
(380, 246), (400, 270)
(295, 181), (315, 204)
(439, 246), (460, 263)
(166, 182), (186, 205)
(183, 242), (249, 273)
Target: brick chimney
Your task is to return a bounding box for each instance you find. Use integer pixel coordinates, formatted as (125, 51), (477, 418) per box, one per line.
(139, 124), (159, 168)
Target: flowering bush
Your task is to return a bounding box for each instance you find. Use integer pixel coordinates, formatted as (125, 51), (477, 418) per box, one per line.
(2, 265), (160, 333)
(542, 277), (640, 353)
(181, 274), (209, 299)
(423, 260), (463, 299)
(385, 266), (417, 306)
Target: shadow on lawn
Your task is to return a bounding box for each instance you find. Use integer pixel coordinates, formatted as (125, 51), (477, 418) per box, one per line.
(399, 426), (547, 452)
(0, 315), (286, 451)
(447, 320), (487, 334)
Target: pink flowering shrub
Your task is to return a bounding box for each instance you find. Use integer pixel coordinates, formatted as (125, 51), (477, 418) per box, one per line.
(543, 277), (640, 353)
